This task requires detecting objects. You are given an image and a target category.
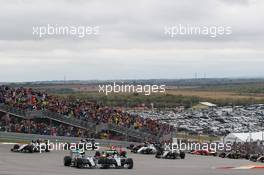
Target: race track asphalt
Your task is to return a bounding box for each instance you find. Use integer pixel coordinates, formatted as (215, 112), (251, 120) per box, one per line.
(0, 144), (264, 175)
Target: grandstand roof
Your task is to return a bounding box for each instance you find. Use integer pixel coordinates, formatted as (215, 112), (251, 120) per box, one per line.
(225, 131), (264, 143)
(199, 102), (217, 107)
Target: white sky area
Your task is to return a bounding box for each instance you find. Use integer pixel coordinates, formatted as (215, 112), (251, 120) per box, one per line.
(0, 0), (263, 82)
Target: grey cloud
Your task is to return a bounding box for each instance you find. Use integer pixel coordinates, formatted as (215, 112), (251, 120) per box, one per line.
(0, 0), (263, 81)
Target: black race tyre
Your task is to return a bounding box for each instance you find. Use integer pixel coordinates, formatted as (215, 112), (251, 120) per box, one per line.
(180, 152), (185, 159)
(64, 156), (71, 166)
(126, 158), (133, 169)
(76, 158), (84, 169)
(13, 145), (20, 150)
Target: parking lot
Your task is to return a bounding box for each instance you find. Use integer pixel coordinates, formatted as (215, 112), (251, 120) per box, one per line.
(1, 144), (264, 175)
(136, 104), (264, 136)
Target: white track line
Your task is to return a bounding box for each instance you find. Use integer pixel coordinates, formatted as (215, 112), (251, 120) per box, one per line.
(0, 142), (18, 145)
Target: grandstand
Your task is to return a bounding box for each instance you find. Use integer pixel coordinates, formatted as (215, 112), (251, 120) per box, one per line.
(0, 85), (173, 142)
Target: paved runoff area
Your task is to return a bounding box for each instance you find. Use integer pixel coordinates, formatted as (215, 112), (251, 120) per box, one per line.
(0, 144), (264, 175)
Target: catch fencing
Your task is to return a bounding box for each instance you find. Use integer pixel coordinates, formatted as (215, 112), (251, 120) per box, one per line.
(0, 131), (136, 147)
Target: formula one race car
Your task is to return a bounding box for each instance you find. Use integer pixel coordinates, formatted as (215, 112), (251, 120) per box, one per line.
(249, 154), (264, 162)
(218, 151), (249, 159)
(64, 149), (97, 168)
(64, 149), (133, 169)
(95, 149), (133, 169)
(155, 145), (185, 159)
(190, 149), (217, 156)
(129, 143), (157, 154)
(10, 140), (49, 153)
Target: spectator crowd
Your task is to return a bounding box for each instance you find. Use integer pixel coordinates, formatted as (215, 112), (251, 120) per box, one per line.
(0, 114), (87, 137)
(0, 86), (173, 136)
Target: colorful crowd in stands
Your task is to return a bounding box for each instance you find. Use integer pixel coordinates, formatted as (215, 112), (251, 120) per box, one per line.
(0, 114), (87, 137)
(0, 86), (173, 136)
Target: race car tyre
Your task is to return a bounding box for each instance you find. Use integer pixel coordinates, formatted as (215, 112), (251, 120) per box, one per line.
(27, 145), (34, 153)
(212, 152), (217, 157)
(64, 156), (71, 166)
(171, 153), (176, 159)
(155, 154), (161, 158)
(13, 144), (20, 150)
(76, 158), (84, 169)
(180, 152), (185, 159)
(127, 144), (134, 150)
(156, 150), (162, 157)
(258, 156), (264, 163)
(45, 145), (50, 152)
(249, 154), (258, 162)
(126, 158), (133, 169)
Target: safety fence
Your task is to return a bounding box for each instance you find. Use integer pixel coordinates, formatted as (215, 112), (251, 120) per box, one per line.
(0, 131), (136, 147)
(0, 104), (160, 142)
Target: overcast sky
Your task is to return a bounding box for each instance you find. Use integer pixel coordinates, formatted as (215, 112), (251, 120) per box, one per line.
(0, 0), (263, 82)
